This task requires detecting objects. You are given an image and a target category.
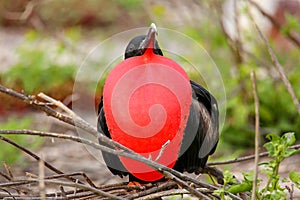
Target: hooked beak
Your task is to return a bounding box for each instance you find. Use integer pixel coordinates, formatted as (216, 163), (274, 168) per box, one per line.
(139, 23), (158, 51)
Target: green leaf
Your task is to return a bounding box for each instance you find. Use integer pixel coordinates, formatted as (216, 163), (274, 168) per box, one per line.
(242, 171), (254, 182)
(283, 132), (295, 146)
(263, 142), (275, 157)
(223, 170), (236, 184)
(265, 133), (280, 142)
(283, 148), (298, 158)
(227, 183), (252, 194)
(281, 13), (300, 36)
(289, 171), (300, 185)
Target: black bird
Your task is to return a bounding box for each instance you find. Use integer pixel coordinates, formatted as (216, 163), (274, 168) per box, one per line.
(97, 23), (219, 182)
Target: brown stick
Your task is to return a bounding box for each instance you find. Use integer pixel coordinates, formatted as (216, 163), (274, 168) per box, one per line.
(0, 85), (238, 199)
(4, 178), (123, 200)
(0, 129), (243, 200)
(0, 84), (246, 199)
(207, 144), (300, 166)
(251, 22), (300, 115)
(0, 135), (83, 184)
(250, 70), (260, 200)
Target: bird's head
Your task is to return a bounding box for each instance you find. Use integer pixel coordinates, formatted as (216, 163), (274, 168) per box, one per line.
(124, 23), (163, 59)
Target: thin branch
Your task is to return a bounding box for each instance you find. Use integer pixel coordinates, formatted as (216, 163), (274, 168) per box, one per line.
(250, 70), (260, 200)
(0, 188), (16, 200)
(243, 2), (300, 115)
(0, 129), (241, 199)
(126, 181), (177, 199)
(2, 0), (37, 21)
(0, 85), (236, 199)
(0, 170), (11, 181)
(27, 171), (96, 188)
(12, 178), (123, 200)
(0, 129), (230, 199)
(2, 162), (14, 180)
(0, 85), (82, 133)
(213, 0), (243, 64)
(0, 136), (82, 184)
(38, 92), (76, 117)
(0, 85), (246, 199)
(248, 0), (300, 48)
(163, 171), (211, 200)
(38, 160), (46, 200)
(252, 22), (300, 115)
(207, 144), (300, 166)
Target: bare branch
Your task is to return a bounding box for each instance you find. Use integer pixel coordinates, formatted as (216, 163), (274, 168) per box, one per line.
(38, 92), (76, 117)
(248, 0), (300, 47)
(10, 178), (123, 200)
(0, 85), (247, 199)
(0, 135), (83, 184)
(207, 144), (300, 166)
(2, 162), (14, 180)
(0, 130), (228, 199)
(252, 21), (300, 115)
(250, 70), (260, 200)
(126, 181), (177, 199)
(38, 160), (46, 200)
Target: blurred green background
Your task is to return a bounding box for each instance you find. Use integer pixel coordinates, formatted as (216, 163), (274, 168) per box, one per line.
(0, 0), (299, 165)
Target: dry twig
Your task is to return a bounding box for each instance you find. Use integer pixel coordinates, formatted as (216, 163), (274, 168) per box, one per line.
(0, 135), (84, 185)
(248, 0), (300, 47)
(243, 2), (300, 117)
(0, 129), (237, 199)
(0, 84), (242, 199)
(0, 84), (248, 199)
(207, 144), (300, 166)
(250, 70), (260, 200)
(253, 22), (300, 115)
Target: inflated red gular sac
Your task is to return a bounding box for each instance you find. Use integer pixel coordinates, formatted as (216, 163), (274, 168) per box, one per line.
(97, 23), (219, 183)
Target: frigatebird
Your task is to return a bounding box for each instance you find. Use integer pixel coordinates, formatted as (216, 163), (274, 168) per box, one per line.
(97, 23), (219, 182)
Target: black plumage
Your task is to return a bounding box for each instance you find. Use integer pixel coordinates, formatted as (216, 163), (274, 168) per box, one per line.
(97, 29), (219, 181)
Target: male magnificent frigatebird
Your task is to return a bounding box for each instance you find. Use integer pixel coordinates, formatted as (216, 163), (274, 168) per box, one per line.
(97, 23), (219, 182)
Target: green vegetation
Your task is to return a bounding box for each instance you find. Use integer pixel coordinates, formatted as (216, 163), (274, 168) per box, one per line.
(0, 30), (76, 97)
(176, 16), (300, 150)
(217, 132), (300, 199)
(0, 116), (41, 164)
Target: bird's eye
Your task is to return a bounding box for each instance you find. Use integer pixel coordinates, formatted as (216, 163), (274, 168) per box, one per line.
(128, 44), (135, 51)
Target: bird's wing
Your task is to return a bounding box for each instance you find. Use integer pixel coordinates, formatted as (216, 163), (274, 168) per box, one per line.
(174, 80), (219, 174)
(190, 80), (219, 157)
(97, 98), (129, 178)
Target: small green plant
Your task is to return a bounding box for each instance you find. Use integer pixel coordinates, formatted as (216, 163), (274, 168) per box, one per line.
(289, 171), (300, 190)
(213, 170), (237, 199)
(259, 132), (300, 199)
(217, 132), (299, 199)
(227, 171), (254, 195)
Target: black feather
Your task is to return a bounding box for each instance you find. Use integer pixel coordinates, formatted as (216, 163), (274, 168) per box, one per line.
(97, 98), (128, 178)
(97, 34), (219, 181)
